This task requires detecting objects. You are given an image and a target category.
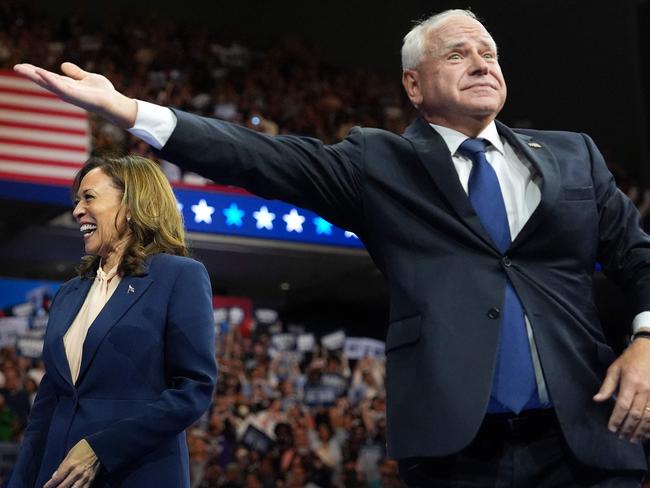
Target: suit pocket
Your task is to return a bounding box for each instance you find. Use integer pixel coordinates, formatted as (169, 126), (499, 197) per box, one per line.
(563, 186), (594, 200)
(386, 314), (422, 353)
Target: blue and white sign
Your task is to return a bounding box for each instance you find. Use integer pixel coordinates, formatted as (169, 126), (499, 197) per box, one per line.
(176, 187), (363, 248)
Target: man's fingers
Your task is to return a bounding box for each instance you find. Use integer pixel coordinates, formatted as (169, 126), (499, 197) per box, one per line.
(30, 68), (71, 96)
(607, 396), (632, 433)
(13, 63), (41, 82)
(593, 365), (620, 402)
(60, 62), (86, 80)
(617, 393), (647, 440)
(630, 405), (650, 443)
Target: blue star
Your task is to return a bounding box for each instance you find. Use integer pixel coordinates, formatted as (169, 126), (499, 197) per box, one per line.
(313, 217), (333, 235)
(223, 203), (245, 226)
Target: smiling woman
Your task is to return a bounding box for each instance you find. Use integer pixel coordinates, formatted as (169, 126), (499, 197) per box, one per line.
(10, 155), (216, 488)
(73, 166), (130, 271)
(71, 156), (188, 278)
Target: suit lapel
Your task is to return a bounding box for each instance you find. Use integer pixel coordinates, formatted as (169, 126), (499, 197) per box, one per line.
(49, 278), (93, 386)
(495, 121), (561, 249)
(75, 274), (153, 385)
(403, 117), (497, 251)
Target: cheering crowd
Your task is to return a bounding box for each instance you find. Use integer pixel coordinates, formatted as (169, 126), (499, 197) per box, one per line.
(0, 312), (400, 487)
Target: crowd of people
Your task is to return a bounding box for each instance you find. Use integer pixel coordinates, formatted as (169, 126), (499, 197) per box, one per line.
(1, 3), (412, 158)
(0, 316), (401, 487)
(188, 323), (400, 487)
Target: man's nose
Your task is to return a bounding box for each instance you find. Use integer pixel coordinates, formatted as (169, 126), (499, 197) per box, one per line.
(468, 53), (489, 75)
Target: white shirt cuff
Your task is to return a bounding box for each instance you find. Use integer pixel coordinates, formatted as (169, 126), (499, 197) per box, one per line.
(127, 100), (177, 150)
(632, 311), (650, 334)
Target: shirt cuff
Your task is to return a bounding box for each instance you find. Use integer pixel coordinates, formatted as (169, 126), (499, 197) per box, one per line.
(632, 311), (650, 334)
(127, 100), (177, 150)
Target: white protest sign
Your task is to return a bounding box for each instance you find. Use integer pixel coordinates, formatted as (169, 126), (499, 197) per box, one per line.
(344, 337), (386, 359)
(321, 330), (346, 350)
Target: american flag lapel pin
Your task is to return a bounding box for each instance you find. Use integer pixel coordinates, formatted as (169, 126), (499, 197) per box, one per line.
(128, 285), (135, 294)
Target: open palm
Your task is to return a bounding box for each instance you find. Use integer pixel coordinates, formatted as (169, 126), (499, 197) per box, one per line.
(14, 62), (136, 128)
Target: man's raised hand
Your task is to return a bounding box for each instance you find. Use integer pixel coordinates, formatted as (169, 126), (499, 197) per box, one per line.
(13, 62), (137, 129)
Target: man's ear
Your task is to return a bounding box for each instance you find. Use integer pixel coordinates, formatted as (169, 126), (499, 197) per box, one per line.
(402, 69), (422, 108)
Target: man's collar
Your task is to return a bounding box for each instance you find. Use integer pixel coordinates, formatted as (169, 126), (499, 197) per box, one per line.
(429, 122), (504, 156)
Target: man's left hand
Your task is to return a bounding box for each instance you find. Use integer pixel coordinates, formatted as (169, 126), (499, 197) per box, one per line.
(594, 337), (650, 443)
(42, 439), (100, 488)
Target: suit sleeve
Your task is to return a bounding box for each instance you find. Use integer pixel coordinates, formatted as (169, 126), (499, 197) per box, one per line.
(590, 133), (650, 315)
(155, 109), (365, 233)
(85, 259), (217, 473)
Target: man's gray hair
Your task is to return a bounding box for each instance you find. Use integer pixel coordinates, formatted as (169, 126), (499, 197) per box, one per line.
(401, 9), (478, 71)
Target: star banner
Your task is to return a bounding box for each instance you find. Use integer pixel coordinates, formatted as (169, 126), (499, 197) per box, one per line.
(0, 175), (364, 249)
(176, 187), (363, 248)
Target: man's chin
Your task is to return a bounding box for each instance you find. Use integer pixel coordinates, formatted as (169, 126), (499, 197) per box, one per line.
(463, 102), (503, 119)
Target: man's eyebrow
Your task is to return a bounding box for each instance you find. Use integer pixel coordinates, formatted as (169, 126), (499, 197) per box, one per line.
(443, 38), (497, 51)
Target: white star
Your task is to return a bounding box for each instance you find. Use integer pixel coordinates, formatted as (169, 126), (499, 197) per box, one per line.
(191, 199), (215, 224)
(253, 206), (276, 230)
(344, 231), (358, 239)
(176, 201), (184, 213)
(283, 208), (305, 233)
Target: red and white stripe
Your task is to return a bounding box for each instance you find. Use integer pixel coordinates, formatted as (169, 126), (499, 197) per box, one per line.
(0, 70), (90, 185)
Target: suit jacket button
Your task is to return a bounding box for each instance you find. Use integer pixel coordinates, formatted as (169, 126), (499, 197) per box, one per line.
(487, 308), (500, 319)
(502, 256), (512, 267)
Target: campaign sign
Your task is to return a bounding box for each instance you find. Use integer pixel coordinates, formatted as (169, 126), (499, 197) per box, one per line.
(303, 386), (338, 406)
(241, 424), (274, 453)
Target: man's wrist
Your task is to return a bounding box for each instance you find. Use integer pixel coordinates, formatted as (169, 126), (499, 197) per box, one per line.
(631, 330), (650, 342)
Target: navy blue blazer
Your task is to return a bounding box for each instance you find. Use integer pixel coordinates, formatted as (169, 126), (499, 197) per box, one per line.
(9, 253), (217, 488)
(156, 110), (650, 471)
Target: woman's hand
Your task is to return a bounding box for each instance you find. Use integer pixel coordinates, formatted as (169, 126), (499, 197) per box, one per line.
(43, 439), (100, 488)
(13, 62), (137, 129)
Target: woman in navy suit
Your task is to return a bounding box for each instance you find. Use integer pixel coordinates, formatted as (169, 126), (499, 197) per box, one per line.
(9, 155), (217, 488)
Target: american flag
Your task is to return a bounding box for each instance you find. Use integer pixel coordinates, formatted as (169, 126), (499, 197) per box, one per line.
(0, 69), (90, 185)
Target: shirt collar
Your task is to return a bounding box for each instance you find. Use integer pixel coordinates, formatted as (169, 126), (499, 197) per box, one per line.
(96, 262), (119, 282)
(429, 121), (505, 157)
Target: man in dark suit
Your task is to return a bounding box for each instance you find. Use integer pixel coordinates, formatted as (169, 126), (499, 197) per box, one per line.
(15, 8), (650, 487)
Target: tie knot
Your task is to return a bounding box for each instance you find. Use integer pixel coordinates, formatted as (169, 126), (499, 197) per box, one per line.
(458, 138), (488, 159)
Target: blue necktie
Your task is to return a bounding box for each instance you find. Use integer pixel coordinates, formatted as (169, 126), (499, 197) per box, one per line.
(458, 138), (538, 414)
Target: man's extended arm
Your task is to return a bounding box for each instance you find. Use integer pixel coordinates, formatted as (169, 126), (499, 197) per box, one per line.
(14, 63), (365, 231)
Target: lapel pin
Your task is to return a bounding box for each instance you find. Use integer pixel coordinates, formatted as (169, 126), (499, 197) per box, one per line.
(527, 142), (542, 148)
(128, 285), (135, 294)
